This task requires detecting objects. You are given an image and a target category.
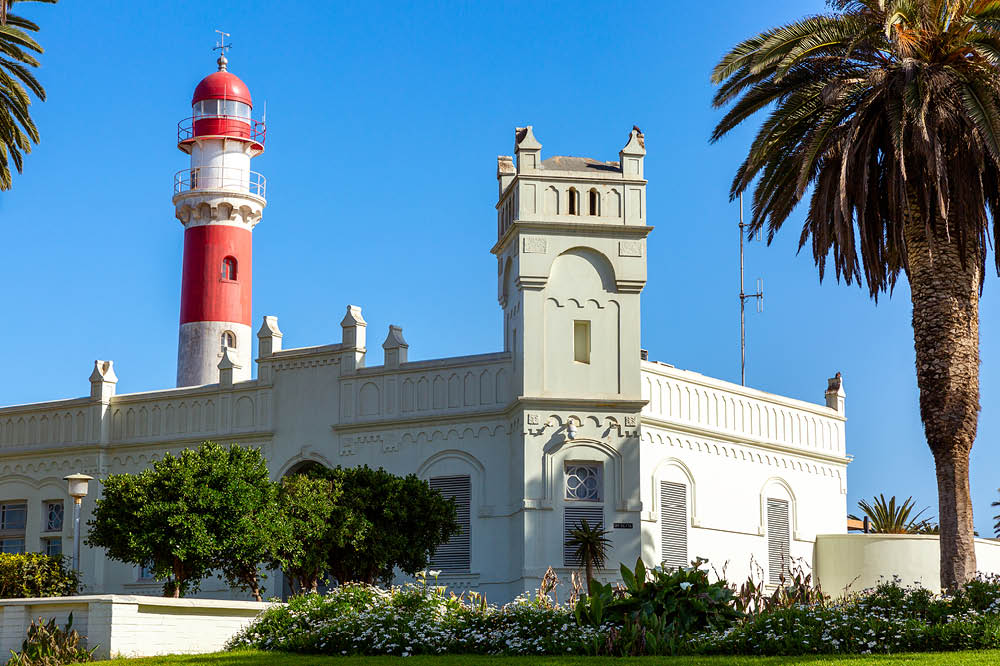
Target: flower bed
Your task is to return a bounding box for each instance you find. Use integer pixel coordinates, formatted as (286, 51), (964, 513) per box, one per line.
(228, 581), (603, 656)
(227, 571), (1000, 657)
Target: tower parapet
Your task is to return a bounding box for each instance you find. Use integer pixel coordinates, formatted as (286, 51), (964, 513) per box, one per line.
(174, 54), (266, 387)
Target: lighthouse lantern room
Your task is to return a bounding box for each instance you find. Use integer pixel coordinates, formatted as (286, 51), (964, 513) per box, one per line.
(173, 48), (266, 387)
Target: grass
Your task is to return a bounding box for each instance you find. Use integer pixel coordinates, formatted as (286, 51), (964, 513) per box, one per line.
(100, 649), (1000, 665)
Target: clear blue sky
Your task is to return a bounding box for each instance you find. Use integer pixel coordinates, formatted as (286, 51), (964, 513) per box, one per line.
(1, 0), (997, 536)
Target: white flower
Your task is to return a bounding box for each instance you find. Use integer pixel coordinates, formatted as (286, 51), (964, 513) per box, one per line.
(679, 582), (693, 590)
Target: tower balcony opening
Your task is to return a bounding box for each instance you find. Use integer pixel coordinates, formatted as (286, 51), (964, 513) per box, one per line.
(177, 115), (266, 153)
(174, 166), (266, 199)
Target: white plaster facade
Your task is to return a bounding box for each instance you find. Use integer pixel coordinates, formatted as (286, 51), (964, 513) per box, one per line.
(0, 126), (850, 602)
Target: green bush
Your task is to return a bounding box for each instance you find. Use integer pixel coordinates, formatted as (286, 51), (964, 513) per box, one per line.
(0, 553), (79, 599)
(8, 613), (96, 665)
(575, 558), (740, 655)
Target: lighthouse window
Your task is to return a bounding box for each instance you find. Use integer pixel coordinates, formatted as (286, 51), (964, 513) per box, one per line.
(222, 256), (237, 281)
(222, 331), (237, 351)
(193, 100), (251, 120)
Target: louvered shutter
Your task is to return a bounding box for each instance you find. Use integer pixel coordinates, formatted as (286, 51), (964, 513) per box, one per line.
(660, 481), (688, 570)
(563, 505), (605, 567)
(429, 475), (471, 572)
(767, 498), (791, 584)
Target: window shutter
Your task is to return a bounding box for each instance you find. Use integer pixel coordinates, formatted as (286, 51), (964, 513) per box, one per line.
(660, 481), (688, 570)
(429, 475), (471, 572)
(563, 505), (605, 567)
(767, 498), (791, 584)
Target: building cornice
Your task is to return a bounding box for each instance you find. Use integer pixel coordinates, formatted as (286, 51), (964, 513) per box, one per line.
(349, 352), (511, 378)
(491, 221), (653, 255)
(332, 408), (511, 434)
(0, 396), (93, 417)
(515, 396), (648, 412)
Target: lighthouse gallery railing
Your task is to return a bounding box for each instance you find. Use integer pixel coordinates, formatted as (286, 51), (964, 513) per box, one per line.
(173, 166), (266, 199)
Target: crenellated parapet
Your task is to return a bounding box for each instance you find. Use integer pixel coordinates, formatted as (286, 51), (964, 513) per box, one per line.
(174, 196), (263, 230)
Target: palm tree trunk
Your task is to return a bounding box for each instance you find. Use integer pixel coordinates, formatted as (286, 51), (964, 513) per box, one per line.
(584, 557), (594, 595)
(903, 220), (980, 591)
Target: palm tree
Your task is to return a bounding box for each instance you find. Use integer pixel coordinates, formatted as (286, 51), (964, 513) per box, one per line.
(567, 519), (611, 593)
(992, 490), (1000, 537)
(711, 0), (1000, 591)
(849, 494), (930, 533)
(0, 0), (55, 190)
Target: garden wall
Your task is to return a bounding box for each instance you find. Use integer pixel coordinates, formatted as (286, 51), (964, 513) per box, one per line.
(814, 534), (1000, 595)
(0, 594), (274, 662)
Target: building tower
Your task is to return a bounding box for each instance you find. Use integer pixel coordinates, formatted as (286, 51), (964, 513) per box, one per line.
(173, 52), (266, 387)
(494, 126), (649, 401)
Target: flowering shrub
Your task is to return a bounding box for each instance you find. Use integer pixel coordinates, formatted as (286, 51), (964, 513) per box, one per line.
(690, 576), (1000, 656)
(227, 571), (1000, 657)
(227, 574), (604, 656)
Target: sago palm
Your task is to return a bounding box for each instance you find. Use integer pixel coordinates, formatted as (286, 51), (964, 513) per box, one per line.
(849, 494), (930, 533)
(711, 0), (1000, 590)
(567, 519), (611, 593)
(0, 0), (55, 190)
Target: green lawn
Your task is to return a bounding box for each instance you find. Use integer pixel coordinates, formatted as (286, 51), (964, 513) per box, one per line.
(100, 649), (1000, 665)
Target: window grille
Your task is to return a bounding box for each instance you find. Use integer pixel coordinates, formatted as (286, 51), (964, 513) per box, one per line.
(44, 501), (63, 532)
(767, 498), (791, 584)
(429, 475), (471, 572)
(660, 481), (688, 570)
(563, 505), (604, 567)
(565, 464), (601, 501)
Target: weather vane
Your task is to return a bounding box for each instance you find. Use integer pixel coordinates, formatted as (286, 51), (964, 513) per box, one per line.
(214, 29), (232, 71)
(214, 29), (232, 56)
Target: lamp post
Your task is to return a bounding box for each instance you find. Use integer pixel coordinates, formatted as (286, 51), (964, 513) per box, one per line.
(63, 474), (93, 573)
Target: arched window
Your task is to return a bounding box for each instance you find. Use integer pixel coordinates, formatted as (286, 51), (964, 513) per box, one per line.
(221, 331), (237, 351)
(589, 188), (600, 216)
(568, 188), (579, 215)
(222, 256), (237, 281)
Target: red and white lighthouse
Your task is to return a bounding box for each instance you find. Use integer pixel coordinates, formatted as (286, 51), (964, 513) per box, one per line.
(173, 51), (266, 387)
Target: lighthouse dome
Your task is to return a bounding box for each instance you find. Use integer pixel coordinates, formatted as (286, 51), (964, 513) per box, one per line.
(192, 66), (252, 107)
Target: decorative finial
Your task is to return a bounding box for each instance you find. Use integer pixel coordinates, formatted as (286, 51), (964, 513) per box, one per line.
(214, 29), (231, 71)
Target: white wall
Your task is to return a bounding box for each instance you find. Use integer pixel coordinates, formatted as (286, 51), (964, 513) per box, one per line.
(815, 534), (1000, 595)
(0, 595), (272, 662)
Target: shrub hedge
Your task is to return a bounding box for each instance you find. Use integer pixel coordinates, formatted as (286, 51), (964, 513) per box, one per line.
(0, 553), (79, 599)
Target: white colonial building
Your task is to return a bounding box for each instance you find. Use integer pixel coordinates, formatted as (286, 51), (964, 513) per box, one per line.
(0, 61), (851, 602)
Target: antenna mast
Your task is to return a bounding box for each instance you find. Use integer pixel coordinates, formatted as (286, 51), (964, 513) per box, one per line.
(739, 193), (764, 386)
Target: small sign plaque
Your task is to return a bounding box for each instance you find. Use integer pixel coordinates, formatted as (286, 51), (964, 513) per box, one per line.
(613, 522), (634, 529)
